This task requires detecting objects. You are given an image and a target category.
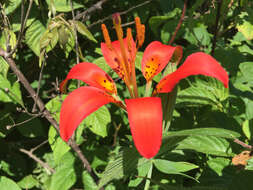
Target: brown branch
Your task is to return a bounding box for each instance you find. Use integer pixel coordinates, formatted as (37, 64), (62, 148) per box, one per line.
(6, 114), (42, 130)
(70, 0), (80, 65)
(168, 0), (187, 45)
(234, 139), (253, 150)
(30, 140), (49, 153)
(75, 0), (109, 20)
(0, 47), (101, 186)
(32, 51), (46, 112)
(8, 0), (34, 57)
(211, 0), (223, 56)
(88, 0), (152, 28)
(20, 148), (55, 174)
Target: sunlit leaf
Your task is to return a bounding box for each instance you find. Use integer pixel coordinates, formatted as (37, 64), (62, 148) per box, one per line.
(0, 176), (21, 190)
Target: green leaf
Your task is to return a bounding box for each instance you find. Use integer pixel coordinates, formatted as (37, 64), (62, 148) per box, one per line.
(239, 62), (253, 85)
(49, 152), (76, 190)
(237, 20), (253, 40)
(58, 25), (75, 57)
(0, 176), (21, 190)
(242, 119), (251, 139)
(198, 157), (233, 188)
(0, 29), (17, 54)
(246, 158), (253, 170)
(154, 159), (199, 173)
(25, 20), (46, 56)
(82, 171), (98, 190)
(244, 98), (253, 120)
(45, 95), (66, 121)
(149, 8), (181, 36)
(46, 0), (84, 12)
(93, 57), (112, 73)
(98, 148), (146, 188)
(175, 135), (234, 157)
(48, 126), (70, 165)
(17, 175), (39, 189)
(17, 113), (45, 138)
(3, 0), (22, 15)
(164, 127), (240, 139)
(84, 106), (111, 137)
(0, 57), (9, 78)
(128, 158), (152, 187)
(71, 20), (97, 42)
(40, 27), (59, 52)
(0, 74), (23, 105)
(177, 77), (228, 108)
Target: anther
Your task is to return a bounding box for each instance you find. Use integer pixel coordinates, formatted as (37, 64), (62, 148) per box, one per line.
(101, 24), (112, 50)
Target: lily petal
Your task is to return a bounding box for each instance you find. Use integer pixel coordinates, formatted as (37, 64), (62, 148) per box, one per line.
(125, 97), (163, 159)
(60, 62), (117, 94)
(155, 52), (229, 94)
(141, 41), (182, 81)
(101, 37), (136, 82)
(60, 86), (116, 142)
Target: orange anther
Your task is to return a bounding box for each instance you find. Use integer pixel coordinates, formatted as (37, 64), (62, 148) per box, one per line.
(127, 28), (133, 51)
(138, 24), (145, 48)
(135, 17), (145, 48)
(101, 24), (112, 50)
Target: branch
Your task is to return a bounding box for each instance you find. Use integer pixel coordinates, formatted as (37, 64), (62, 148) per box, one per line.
(32, 51), (46, 112)
(70, 0), (80, 65)
(8, 0), (34, 57)
(20, 148), (55, 174)
(0, 47), (101, 186)
(75, 0), (109, 20)
(211, 0), (223, 56)
(88, 0), (152, 28)
(168, 0), (187, 45)
(234, 138), (252, 150)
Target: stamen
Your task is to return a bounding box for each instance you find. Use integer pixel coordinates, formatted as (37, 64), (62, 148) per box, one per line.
(135, 17), (145, 48)
(138, 24), (145, 48)
(101, 24), (112, 50)
(112, 13), (121, 25)
(127, 28), (133, 52)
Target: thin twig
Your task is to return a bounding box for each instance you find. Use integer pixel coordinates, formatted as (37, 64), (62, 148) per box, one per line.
(6, 114), (42, 130)
(8, 0), (34, 57)
(75, 0), (109, 20)
(70, 0), (80, 65)
(32, 51), (46, 112)
(20, 148), (55, 174)
(168, 0), (187, 45)
(234, 139), (252, 150)
(30, 140), (49, 153)
(112, 123), (121, 147)
(211, 0), (223, 56)
(70, 0), (81, 88)
(0, 47), (100, 186)
(88, 0), (153, 28)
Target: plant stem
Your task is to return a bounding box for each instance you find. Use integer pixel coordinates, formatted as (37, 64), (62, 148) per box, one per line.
(144, 161), (153, 190)
(211, 0), (223, 56)
(168, 0), (187, 45)
(144, 80), (152, 97)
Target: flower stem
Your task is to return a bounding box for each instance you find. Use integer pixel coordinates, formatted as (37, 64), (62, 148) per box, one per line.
(144, 80), (152, 97)
(144, 161), (153, 190)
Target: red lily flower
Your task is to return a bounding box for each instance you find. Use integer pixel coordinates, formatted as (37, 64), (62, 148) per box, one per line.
(59, 14), (229, 159)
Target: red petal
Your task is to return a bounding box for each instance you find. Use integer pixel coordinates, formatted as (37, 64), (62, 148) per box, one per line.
(60, 62), (117, 94)
(141, 41), (182, 81)
(60, 86), (115, 142)
(101, 38), (136, 82)
(155, 52), (229, 93)
(125, 97), (163, 158)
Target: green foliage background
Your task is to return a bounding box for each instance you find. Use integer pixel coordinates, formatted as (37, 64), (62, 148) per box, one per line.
(1, 0), (253, 189)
